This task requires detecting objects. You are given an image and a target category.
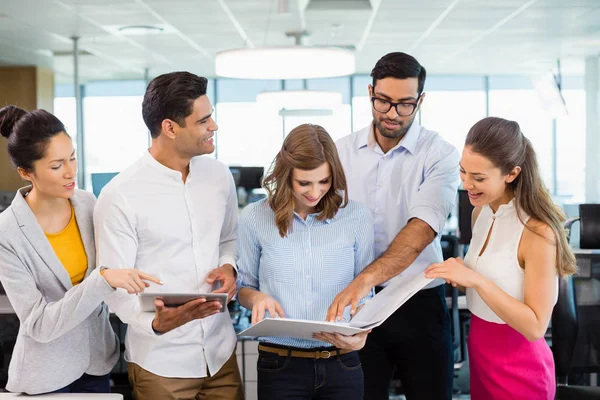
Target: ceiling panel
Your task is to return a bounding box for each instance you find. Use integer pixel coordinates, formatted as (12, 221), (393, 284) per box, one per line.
(0, 0), (598, 82)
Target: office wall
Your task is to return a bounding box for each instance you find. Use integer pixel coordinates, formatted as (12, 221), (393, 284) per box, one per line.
(0, 66), (54, 191)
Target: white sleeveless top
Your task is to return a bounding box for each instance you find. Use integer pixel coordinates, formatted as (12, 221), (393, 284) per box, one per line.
(464, 199), (558, 324)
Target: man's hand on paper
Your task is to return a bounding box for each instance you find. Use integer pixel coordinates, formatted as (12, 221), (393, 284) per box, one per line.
(326, 274), (374, 322)
(312, 330), (371, 351)
(151, 298), (223, 334)
(251, 293), (285, 325)
(207, 263), (237, 302)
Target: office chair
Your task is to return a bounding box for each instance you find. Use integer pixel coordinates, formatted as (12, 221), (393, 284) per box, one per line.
(552, 204), (600, 399)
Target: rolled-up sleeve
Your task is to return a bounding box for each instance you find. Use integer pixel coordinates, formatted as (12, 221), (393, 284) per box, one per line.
(408, 144), (460, 234)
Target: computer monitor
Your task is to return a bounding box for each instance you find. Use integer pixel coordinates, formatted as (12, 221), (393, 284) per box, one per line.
(91, 172), (118, 198)
(457, 189), (474, 245)
(229, 166), (264, 191)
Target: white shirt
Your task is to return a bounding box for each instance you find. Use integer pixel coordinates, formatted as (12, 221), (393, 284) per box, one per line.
(336, 123), (460, 288)
(464, 200), (558, 323)
(94, 151), (238, 378)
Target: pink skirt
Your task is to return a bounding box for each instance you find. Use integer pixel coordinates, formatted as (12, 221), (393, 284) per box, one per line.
(468, 314), (555, 400)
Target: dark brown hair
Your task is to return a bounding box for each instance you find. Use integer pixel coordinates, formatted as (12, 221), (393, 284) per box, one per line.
(371, 52), (426, 94)
(263, 124), (348, 237)
(142, 71), (208, 138)
(0, 105), (67, 171)
(465, 117), (576, 277)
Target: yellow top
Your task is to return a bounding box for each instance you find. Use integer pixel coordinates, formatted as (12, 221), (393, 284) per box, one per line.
(45, 204), (88, 285)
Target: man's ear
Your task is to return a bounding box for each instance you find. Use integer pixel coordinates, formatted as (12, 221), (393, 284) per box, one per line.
(414, 92), (426, 113)
(368, 84), (373, 98)
(161, 119), (178, 140)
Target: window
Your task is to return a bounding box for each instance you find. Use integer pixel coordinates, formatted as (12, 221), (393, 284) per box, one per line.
(556, 89), (585, 201)
(215, 78), (351, 170)
(420, 90), (486, 154)
(215, 79), (283, 171)
(489, 77), (554, 193)
(82, 95), (148, 189)
(53, 97), (77, 140)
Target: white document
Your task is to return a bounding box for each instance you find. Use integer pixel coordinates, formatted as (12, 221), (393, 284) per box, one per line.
(238, 273), (433, 340)
(237, 318), (369, 341)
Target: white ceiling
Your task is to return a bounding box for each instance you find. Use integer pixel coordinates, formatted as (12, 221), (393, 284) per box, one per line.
(0, 0), (599, 83)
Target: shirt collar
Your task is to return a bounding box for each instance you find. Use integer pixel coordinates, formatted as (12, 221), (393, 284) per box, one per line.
(357, 121), (421, 155)
(143, 150), (186, 181)
(292, 211), (336, 225)
(489, 198), (516, 218)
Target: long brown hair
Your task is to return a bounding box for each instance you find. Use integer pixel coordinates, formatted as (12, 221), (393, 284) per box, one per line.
(263, 124), (348, 237)
(465, 117), (576, 277)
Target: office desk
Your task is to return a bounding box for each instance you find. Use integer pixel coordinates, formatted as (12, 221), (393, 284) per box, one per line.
(0, 394), (122, 399)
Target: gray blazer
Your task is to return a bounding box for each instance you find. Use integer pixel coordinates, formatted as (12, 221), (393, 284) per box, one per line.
(0, 187), (119, 394)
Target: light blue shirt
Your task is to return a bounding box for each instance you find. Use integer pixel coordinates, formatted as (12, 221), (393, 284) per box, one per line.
(336, 122), (460, 288)
(237, 198), (374, 348)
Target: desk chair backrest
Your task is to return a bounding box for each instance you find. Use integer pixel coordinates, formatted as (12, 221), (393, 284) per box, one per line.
(552, 204), (600, 385)
(579, 204), (600, 249)
(552, 275), (578, 385)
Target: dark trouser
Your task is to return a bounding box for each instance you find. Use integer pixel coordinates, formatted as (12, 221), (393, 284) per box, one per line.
(360, 285), (453, 400)
(257, 346), (364, 400)
(52, 373), (111, 393)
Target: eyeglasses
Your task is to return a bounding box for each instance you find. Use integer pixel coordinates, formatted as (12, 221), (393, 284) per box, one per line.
(371, 96), (420, 117)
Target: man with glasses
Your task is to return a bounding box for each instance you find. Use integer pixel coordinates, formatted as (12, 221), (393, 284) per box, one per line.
(328, 52), (460, 400)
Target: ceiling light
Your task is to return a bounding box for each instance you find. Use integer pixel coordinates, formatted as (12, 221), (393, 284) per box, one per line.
(257, 90), (342, 110)
(118, 25), (164, 35)
(216, 47), (355, 80)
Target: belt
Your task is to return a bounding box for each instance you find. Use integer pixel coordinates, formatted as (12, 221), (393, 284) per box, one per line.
(258, 344), (353, 359)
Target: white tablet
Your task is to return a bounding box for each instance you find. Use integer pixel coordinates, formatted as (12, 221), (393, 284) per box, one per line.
(138, 293), (228, 312)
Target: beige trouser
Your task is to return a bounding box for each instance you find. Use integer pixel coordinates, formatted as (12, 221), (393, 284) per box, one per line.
(128, 351), (244, 400)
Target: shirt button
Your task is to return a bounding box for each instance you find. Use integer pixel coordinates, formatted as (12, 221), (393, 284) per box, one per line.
(306, 274), (311, 279)
(375, 237), (381, 243)
(307, 300), (312, 305)
(305, 249), (309, 253)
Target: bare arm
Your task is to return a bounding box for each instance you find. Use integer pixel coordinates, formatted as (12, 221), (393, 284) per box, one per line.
(326, 144), (459, 322)
(426, 220), (558, 341)
(326, 217), (435, 321)
(360, 218), (435, 286)
(472, 222), (557, 341)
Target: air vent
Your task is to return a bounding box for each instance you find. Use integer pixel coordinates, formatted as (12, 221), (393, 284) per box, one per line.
(306, 0), (372, 11)
(52, 50), (93, 57)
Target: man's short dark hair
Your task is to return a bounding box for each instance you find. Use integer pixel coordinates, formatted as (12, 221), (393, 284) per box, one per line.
(142, 71), (208, 139)
(370, 52), (426, 95)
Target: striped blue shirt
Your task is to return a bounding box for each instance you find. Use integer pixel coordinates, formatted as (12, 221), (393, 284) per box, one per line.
(237, 198), (375, 348)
